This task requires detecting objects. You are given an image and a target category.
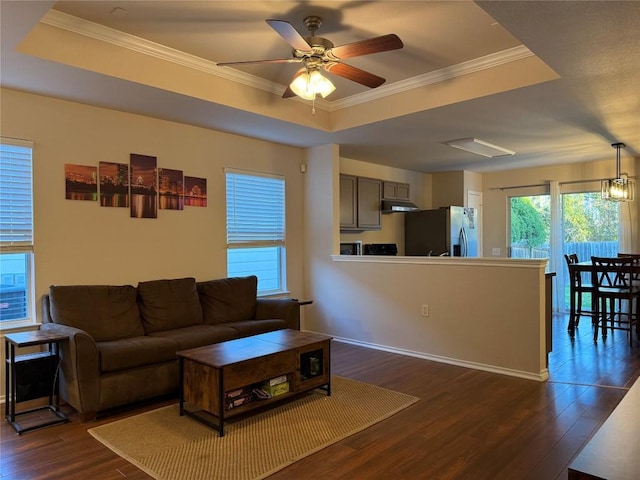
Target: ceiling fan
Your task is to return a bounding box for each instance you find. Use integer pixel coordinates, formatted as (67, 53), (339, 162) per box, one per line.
(217, 16), (404, 100)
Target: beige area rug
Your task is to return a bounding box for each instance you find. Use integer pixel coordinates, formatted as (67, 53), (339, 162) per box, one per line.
(88, 376), (419, 480)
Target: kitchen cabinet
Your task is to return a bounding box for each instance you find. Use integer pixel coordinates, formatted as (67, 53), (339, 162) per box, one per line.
(357, 177), (382, 230)
(340, 175), (382, 231)
(340, 175), (358, 229)
(382, 181), (410, 201)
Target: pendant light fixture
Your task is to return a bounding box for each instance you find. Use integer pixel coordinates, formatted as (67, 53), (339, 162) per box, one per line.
(602, 142), (634, 202)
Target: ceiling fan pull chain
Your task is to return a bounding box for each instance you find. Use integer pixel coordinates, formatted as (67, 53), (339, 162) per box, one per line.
(312, 97), (316, 115)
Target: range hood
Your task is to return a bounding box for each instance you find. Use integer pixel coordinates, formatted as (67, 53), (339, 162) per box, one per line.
(381, 200), (420, 213)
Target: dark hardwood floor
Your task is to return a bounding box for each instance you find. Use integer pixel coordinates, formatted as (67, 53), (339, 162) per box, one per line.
(2, 313), (639, 480)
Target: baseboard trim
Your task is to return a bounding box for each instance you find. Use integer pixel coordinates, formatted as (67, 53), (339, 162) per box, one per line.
(330, 335), (549, 382)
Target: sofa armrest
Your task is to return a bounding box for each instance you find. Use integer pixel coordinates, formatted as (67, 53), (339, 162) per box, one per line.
(40, 322), (100, 420)
(255, 299), (300, 330)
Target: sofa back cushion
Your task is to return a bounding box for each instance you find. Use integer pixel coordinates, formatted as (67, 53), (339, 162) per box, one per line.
(48, 285), (143, 342)
(197, 276), (257, 324)
(137, 277), (203, 333)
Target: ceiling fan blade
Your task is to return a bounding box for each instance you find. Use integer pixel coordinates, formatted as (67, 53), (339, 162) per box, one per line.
(282, 86), (297, 98)
(324, 63), (386, 88)
(218, 58), (301, 66)
(329, 34), (403, 60)
(266, 19), (312, 51)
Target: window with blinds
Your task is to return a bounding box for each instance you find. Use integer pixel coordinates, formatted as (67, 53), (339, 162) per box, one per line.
(0, 138), (34, 323)
(225, 170), (286, 295)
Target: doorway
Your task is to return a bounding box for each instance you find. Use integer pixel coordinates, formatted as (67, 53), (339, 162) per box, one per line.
(560, 191), (620, 312)
(509, 191), (620, 313)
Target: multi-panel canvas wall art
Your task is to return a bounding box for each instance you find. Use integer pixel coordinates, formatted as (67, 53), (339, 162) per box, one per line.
(158, 168), (184, 211)
(130, 154), (158, 219)
(99, 161), (129, 207)
(65, 164), (97, 201)
(184, 176), (207, 207)
(65, 153), (206, 216)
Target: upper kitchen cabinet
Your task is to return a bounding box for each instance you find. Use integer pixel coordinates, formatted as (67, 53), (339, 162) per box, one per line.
(382, 181), (410, 201)
(340, 174), (358, 229)
(340, 175), (382, 231)
(357, 177), (382, 230)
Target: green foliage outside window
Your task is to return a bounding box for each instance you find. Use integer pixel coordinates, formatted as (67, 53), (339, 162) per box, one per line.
(562, 192), (619, 242)
(511, 192), (619, 248)
(510, 197), (546, 248)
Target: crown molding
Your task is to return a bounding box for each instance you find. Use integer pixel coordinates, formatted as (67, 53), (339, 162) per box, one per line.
(41, 10), (531, 113)
(40, 11), (282, 94)
(40, 10), (331, 110)
(328, 45), (533, 111)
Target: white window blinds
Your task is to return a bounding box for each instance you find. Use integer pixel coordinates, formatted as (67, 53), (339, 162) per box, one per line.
(226, 170), (285, 247)
(0, 139), (33, 252)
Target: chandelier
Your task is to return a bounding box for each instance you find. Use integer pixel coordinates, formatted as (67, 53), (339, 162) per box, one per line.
(602, 142), (634, 202)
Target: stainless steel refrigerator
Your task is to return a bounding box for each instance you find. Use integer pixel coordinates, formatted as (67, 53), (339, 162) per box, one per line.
(404, 206), (478, 257)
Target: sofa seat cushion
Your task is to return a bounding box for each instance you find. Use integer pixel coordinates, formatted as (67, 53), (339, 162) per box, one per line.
(138, 278), (203, 333)
(220, 319), (288, 337)
(98, 336), (178, 373)
(197, 276), (258, 325)
(49, 285), (143, 342)
(149, 324), (239, 351)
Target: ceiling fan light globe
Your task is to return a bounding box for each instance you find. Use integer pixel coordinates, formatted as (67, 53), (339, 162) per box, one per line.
(290, 73), (316, 100)
(309, 70), (336, 98)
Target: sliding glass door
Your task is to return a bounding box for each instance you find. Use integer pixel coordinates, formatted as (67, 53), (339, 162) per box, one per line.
(562, 192), (619, 259)
(509, 190), (620, 313)
(560, 192), (619, 312)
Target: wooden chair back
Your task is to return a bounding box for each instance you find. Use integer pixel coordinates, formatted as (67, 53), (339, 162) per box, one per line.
(565, 253), (587, 288)
(590, 256), (636, 289)
(565, 253), (579, 265)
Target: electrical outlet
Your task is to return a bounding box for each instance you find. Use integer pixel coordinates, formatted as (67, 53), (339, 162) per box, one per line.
(492, 247), (501, 256)
(421, 304), (429, 317)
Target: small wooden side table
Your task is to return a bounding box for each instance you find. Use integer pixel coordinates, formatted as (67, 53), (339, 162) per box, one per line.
(4, 330), (69, 434)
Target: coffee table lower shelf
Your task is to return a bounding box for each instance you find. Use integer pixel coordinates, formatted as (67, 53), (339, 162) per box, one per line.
(180, 382), (331, 435)
(177, 330), (332, 437)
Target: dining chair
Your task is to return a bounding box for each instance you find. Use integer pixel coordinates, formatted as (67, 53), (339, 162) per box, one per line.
(617, 253), (640, 283)
(564, 253), (594, 334)
(590, 256), (640, 346)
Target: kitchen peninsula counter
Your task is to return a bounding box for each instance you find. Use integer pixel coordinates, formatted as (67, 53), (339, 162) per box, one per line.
(316, 255), (549, 380)
(332, 255), (547, 269)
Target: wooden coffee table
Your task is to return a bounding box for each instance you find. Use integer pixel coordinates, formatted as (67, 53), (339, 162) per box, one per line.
(177, 329), (332, 436)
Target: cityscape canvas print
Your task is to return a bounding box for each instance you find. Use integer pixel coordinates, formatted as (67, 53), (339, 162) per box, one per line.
(65, 164), (97, 201)
(158, 168), (184, 210)
(184, 176), (207, 207)
(99, 161), (129, 207)
(130, 153), (157, 218)
(64, 153), (205, 215)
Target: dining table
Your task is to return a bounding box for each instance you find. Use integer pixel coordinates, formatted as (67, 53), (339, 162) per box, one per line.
(567, 255), (640, 340)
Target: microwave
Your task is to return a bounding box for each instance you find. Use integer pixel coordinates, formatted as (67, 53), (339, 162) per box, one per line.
(340, 241), (362, 255)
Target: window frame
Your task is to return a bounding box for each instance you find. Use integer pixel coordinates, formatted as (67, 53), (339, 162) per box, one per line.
(0, 137), (35, 328)
(225, 168), (287, 296)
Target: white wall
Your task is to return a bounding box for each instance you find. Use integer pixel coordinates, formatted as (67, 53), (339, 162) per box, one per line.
(0, 88), (307, 317)
(303, 144), (340, 330)
(307, 256), (547, 380)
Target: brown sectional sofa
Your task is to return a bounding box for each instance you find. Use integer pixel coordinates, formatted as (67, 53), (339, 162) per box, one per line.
(40, 275), (300, 421)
